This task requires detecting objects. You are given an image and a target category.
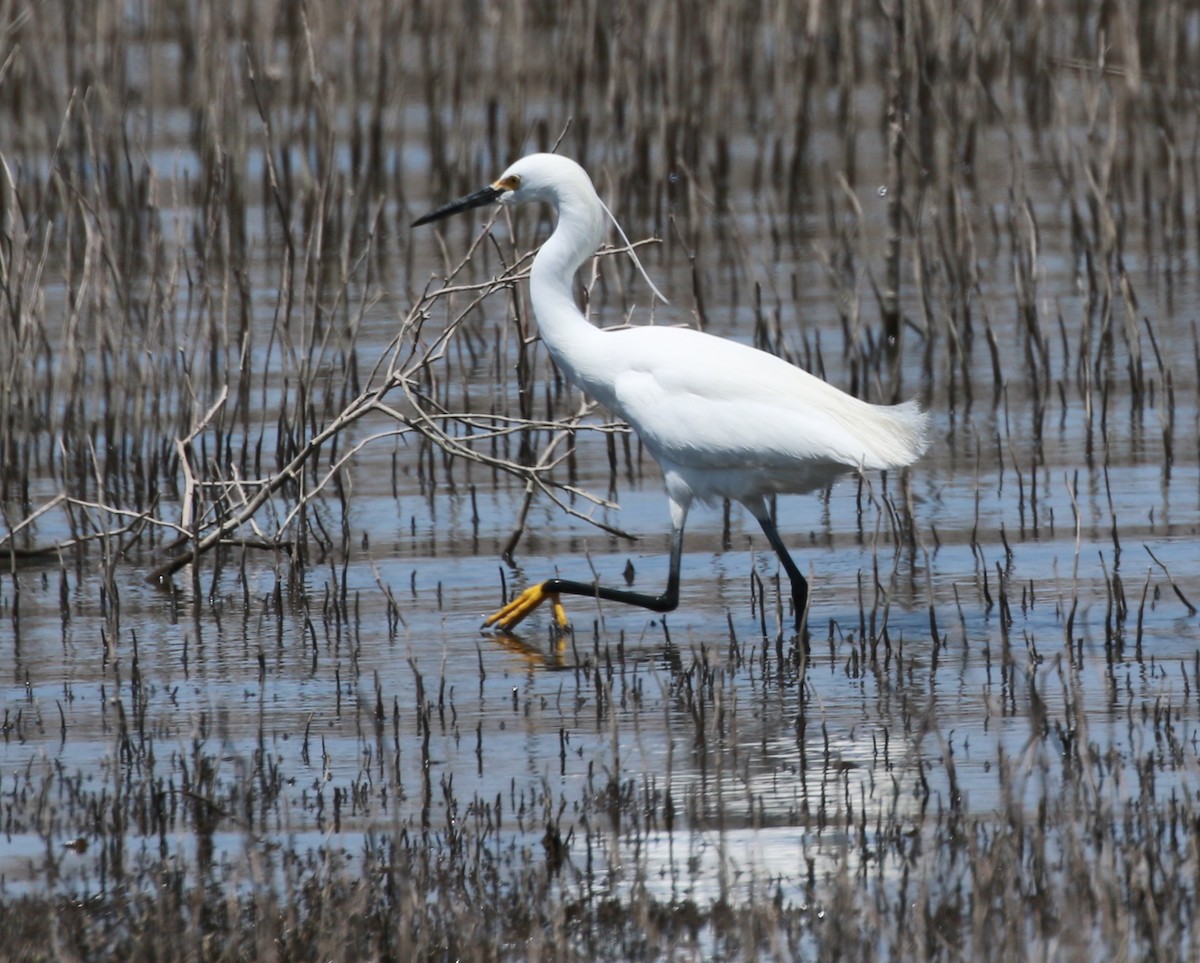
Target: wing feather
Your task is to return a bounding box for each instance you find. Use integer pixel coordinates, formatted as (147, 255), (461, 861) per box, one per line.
(600, 327), (926, 477)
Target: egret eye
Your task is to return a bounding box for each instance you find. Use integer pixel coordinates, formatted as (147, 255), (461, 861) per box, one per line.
(494, 174), (521, 192)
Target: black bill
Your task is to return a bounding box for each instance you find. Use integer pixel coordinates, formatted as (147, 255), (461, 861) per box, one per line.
(412, 184), (504, 227)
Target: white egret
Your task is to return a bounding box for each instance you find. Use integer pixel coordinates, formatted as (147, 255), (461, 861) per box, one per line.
(413, 153), (929, 632)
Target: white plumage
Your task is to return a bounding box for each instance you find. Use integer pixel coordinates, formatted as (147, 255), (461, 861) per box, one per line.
(414, 153), (929, 632)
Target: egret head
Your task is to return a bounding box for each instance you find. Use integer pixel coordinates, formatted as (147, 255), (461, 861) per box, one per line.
(412, 154), (667, 304)
(411, 154), (592, 226)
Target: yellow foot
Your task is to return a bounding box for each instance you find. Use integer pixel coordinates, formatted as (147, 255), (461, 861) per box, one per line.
(484, 583), (570, 633)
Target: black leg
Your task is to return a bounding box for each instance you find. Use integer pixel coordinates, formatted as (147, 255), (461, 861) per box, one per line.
(485, 505), (687, 632)
(747, 497), (809, 629)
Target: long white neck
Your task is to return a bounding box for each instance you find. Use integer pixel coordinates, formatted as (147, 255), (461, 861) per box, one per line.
(528, 188), (607, 371)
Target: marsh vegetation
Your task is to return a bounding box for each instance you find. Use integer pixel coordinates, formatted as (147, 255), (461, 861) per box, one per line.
(2, 0), (1199, 959)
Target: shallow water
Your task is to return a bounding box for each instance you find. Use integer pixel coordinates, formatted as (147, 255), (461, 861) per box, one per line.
(3, 10), (1200, 956)
(5, 219), (1198, 905)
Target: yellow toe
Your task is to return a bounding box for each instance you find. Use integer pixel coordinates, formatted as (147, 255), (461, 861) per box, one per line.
(484, 583), (570, 632)
(482, 581), (566, 633)
(549, 593), (569, 630)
